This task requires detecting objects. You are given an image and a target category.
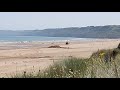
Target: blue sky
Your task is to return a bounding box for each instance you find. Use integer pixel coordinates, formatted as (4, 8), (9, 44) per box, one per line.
(0, 12), (120, 30)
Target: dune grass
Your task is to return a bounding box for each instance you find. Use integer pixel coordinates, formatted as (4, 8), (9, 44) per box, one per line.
(12, 48), (120, 78)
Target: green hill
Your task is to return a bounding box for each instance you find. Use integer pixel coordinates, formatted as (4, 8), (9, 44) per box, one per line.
(1, 25), (120, 38)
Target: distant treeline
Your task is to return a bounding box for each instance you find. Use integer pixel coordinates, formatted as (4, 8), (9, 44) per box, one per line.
(1, 25), (120, 38)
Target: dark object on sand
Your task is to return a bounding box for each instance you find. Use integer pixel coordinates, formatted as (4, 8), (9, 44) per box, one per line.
(66, 41), (69, 45)
(48, 45), (62, 48)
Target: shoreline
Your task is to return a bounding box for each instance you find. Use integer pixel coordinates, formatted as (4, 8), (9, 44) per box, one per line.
(0, 38), (119, 44)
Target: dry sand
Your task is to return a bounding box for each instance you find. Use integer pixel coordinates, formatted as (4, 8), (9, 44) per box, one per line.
(0, 39), (120, 77)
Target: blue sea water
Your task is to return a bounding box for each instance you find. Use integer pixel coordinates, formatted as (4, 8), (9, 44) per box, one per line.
(0, 36), (97, 42)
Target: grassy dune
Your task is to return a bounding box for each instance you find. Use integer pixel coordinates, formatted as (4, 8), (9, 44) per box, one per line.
(12, 47), (120, 78)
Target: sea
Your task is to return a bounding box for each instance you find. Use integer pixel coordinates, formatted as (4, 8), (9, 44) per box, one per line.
(0, 36), (101, 43)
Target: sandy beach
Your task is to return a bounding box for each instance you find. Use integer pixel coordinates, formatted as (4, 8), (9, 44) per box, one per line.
(0, 39), (120, 77)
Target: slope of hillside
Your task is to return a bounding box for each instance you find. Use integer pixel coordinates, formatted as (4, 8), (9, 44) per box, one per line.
(0, 25), (120, 38)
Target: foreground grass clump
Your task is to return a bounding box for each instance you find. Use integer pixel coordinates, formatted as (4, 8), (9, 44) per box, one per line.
(12, 48), (120, 78)
(89, 48), (120, 78)
(42, 58), (88, 78)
